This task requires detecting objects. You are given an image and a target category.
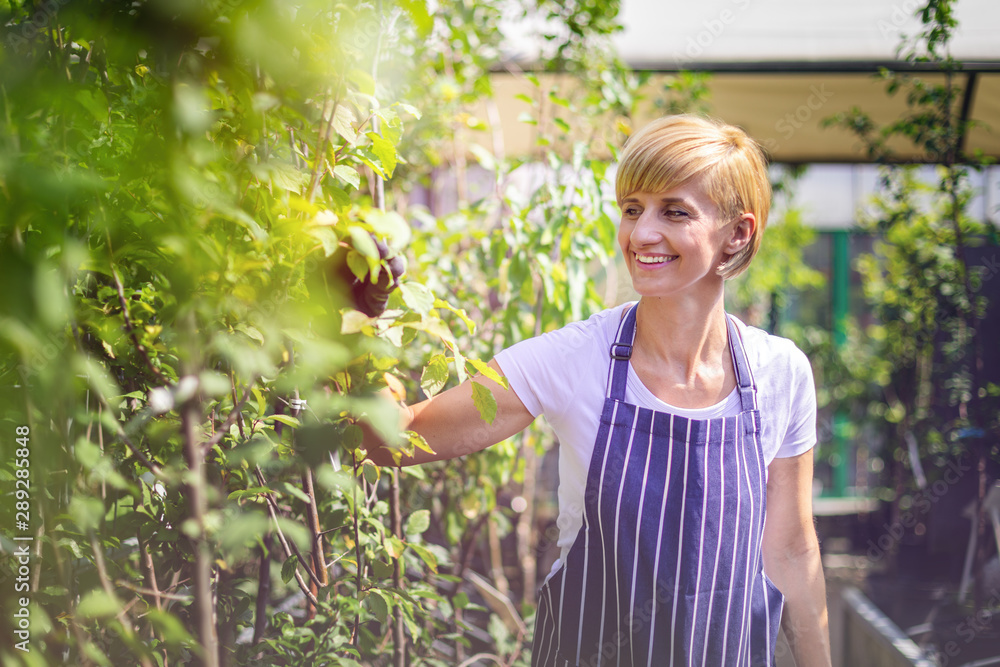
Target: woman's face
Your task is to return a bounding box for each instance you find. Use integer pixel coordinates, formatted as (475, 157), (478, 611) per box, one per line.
(617, 176), (749, 299)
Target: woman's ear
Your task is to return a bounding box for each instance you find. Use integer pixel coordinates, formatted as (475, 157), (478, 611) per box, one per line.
(724, 213), (756, 254)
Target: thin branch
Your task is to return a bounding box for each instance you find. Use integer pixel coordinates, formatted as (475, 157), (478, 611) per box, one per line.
(116, 580), (193, 603)
(390, 468), (405, 667)
(181, 388), (220, 667)
(306, 88), (337, 203)
(456, 653), (505, 667)
(202, 374), (259, 452)
(253, 466), (325, 598)
(89, 533), (154, 667)
(137, 531), (164, 612)
(252, 535), (273, 644)
(96, 384), (165, 477)
(70, 322), (166, 478)
(304, 466), (330, 588)
(352, 450), (365, 647)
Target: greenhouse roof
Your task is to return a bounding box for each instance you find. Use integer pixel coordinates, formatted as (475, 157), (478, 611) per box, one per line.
(496, 0), (1000, 163)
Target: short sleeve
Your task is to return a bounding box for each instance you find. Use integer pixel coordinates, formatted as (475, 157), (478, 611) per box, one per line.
(493, 308), (620, 421)
(773, 345), (818, 459)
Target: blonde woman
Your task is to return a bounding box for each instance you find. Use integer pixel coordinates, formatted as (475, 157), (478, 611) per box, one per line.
(369, 114), (831, 667)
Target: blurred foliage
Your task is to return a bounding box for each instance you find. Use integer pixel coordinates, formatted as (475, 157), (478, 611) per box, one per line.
(727, 166), (825, 330)
(0, 0), (836, 665)
(823, 0), (999, 576)
(0, 0), (644, 664)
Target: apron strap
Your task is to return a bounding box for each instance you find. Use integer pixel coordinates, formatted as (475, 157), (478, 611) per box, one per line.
(606, 304), (759, 414)
(726, 313), (759, 414)
(606, 303), (637, 400)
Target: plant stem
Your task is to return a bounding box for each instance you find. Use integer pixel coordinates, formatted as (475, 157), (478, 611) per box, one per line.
(182, 392), (219, 667)
(390, 468), (405, 667)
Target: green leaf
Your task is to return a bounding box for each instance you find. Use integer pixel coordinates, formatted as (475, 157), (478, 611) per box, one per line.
(471, 380), (497, 424)
(219, 512), (271, 555)
(468, 143), (496, 170)
(369, 558), (393, 578)
(334, 165), (361, 190)
(227, 487), (272, 501)
(346, 250), (370, 282)
(366, 589), (390, 623)
(362, 459), (380, 485)
(69, 496), (105, 532)
(397, 0), (433, 36)
(74, 437), (102, 468)
(433, 299), (475, 333)
(390, 536), (409, 561)
(173, 83), (212, 132)
(146, 610), (196, 646)
(267, 414), (301, 428)
(366, 210), (411, 249)
(349, 226), (380, 259)
(331, 104), (357, 143)
(420, 354), (449, 397)
(348, 68), (377, 96)
(281, 555), (298, 584)
(399, 282), (434, 315)
(369, 133), (398, 177)
(404, 509), (430, 536)
(264, 162), (310, 192)
(407, 542), (438, 572)
(405, 430), (434, 456)
(468, 358), (507, 389)
(77, 590), (121, 620)
(75, 89), (108, 122)
(397, 102), (422, 119)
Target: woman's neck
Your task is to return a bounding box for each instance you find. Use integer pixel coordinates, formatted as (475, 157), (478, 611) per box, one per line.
(632, 289), (729, 383)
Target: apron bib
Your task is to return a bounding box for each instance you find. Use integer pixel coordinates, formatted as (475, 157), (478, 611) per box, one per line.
(531, 304), (783, 667)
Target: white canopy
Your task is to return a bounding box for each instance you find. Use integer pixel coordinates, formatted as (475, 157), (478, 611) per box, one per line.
(495, 0), (1000, 163)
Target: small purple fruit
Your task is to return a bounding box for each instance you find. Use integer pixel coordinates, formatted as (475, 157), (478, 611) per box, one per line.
(387, 255), (406, 280)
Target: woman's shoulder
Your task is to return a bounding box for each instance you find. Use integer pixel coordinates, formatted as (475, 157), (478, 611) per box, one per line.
(494, 303), (630, 418)
(555, 301), (633, 343)
(728, 315), (812, 377)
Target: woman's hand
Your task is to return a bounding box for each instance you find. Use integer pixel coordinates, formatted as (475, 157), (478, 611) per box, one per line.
(365, 359), (535, 467)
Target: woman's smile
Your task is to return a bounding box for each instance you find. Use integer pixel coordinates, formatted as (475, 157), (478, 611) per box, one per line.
(633, 252), (679, 268)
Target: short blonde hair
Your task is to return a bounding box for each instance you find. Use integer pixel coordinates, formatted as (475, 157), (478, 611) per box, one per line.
(615, 114), (770, 279)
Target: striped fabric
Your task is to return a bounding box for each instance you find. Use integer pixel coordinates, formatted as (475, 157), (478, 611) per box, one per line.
(531, 305), (783, 667)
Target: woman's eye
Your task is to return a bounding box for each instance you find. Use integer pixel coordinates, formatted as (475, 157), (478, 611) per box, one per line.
(665, 209), (688, 218)
(624, 207), (640, 216)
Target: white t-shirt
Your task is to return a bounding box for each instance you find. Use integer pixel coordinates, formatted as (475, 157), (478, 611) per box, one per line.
(494, 302), (817, 564)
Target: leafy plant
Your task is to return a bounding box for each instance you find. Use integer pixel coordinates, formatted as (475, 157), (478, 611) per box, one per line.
(823, 0), (999, 596)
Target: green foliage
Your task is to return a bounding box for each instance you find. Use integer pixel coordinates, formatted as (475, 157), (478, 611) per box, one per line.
(0, 0), (645, 664)
(0, 0), (491, 664)
(727, 167), (825, 329)
(0, 0), (830, 663)
(822, 0), (999, 560)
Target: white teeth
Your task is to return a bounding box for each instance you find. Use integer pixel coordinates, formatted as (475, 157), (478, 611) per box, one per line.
(636, 254), (675, 264)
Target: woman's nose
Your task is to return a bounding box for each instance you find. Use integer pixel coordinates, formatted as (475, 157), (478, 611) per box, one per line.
(630, 211), (660, 246)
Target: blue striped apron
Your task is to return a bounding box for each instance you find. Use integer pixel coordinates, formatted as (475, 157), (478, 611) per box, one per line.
(531, 304), (784, 667)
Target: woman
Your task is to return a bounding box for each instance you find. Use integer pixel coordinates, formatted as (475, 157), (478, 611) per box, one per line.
(368, 114), (831, 666)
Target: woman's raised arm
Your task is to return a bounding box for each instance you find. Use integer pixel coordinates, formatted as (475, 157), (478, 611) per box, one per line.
(365, 359), (535, 466)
